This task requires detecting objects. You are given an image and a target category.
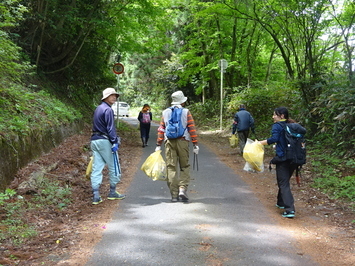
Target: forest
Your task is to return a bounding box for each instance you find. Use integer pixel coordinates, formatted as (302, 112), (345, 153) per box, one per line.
(1, 0), (354, 206)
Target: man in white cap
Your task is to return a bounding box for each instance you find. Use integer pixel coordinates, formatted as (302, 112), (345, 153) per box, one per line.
(90, 88), (125, 205)
(155, 90), (199, 202)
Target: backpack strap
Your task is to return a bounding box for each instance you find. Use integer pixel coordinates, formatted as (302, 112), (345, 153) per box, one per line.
(295, 165), (302, 187)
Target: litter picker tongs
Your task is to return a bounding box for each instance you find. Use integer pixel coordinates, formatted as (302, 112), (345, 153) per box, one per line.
(193, 153), (199, 171)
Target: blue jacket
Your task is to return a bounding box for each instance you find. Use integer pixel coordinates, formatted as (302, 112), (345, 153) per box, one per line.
(267, 121), (287, 158)
(91, 102), (120, 145)
(232, 109), (255, 133)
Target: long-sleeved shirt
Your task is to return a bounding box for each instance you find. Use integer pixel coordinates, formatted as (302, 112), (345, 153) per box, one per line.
(232, 108), (255, 133)
(267, 120), (287, 158)
(156, 105), (198, 146)
(91, 102), (120, 145)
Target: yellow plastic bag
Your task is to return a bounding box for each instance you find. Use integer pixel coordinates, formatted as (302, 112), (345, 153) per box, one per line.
(140, 150), (167, 181)
(85, 156), (93, 179)
(229, 134), (238, 148)
(243, 139), (264, 172)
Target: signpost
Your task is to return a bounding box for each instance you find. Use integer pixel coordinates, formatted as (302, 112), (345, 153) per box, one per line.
(219, 59), (228, 131)
(113, 63), (124, 74)
(113, 63), (124, 128)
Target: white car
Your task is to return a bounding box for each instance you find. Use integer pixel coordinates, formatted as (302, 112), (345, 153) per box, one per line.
(112, 102), (130, 117)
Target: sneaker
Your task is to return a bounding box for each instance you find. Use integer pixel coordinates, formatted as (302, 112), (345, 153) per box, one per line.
(276, 204), (285, 209)
(92, 196), (103, 205)
(107, 191), (126, 200)
(282, 211), (295, 218)
(179, 187), (189, 202)
(171, 197), (179, 202)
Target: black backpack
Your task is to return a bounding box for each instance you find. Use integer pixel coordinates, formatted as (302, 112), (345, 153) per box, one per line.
(270, 122), (306, 184)
(283, 123), (306, 166)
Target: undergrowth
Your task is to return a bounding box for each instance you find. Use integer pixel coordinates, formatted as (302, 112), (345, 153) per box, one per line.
(309, 141), (355, 210)
(0, 177), (71, 246)
(0, 83), (82, 137)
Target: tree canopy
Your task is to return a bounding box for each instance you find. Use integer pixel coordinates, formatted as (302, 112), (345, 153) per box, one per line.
(1, 0), (354, 154)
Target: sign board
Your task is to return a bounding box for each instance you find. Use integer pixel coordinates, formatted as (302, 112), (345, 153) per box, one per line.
(219, 59), (228, 72)
(113, 63), (124, 74)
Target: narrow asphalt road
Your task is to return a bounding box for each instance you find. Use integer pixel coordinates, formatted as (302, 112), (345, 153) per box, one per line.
(86, 117), (317, 266)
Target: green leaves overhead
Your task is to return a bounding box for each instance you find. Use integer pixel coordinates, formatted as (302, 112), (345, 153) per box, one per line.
(2, 0), (354, 153)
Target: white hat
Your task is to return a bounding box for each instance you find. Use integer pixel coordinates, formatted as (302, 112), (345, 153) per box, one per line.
(171, 91), (187, 105)
(101, 88), (119, 100)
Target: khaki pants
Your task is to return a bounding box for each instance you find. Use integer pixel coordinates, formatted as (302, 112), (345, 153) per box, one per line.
(164, 139), (190, 197)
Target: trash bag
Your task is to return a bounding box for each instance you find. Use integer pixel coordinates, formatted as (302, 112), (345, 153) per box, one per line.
(243, 139), (264, 172)
(85, 156), (93, 179)
(229, 134), (238, 148)
(140, 150), (167, 181)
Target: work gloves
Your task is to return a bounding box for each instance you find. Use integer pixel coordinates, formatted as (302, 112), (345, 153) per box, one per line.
(112, 143), (119, 153)
(155, 145), (161, 152)
(155, 144), (199, 154)
(193, 145), (199, 155)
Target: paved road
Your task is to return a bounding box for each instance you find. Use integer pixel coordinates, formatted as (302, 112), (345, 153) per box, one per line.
(86, 117), (317, 266)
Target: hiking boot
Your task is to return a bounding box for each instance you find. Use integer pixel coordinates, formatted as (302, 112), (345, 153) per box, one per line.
(275, 204), (285, 209)
(92, 196), (103, 205)
(179, 187), (189, 202)
(171, 197), (179, 202)
(107, 191), (126, 200)
(282, 211), (295, 218)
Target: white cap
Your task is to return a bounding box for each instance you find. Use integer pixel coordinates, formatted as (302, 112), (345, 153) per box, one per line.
(171, 91), (187, 105)
(101, 88), (119, 100)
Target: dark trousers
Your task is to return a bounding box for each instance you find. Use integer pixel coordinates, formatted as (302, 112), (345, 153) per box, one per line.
(140, 123), (151, 140)
(276, 160), (297, 212)
(237, 130), (249, 154)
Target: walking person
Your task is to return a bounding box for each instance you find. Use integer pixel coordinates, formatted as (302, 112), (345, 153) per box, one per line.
(259, 107), (297, 218)
(90, 88), (126, 205)
(155, 91), (199, 202)
(232, 104), (255, 155)
(137, 104), (152, 147)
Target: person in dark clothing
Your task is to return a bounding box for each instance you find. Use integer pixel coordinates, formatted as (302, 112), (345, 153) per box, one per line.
(137, 104), (152, 147)
(232, 104), (255, 154)
(90, 88), (126, 205)
(259, 107), (297, 218)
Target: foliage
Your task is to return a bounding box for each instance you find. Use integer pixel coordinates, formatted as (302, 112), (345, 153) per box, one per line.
(0, 189), (38, 246)
(32, 179), (71, 208)
(310, 146), (355, 207)
(225, 85), (301, 136)
(310, 80), (355, 156)
(0, 83), (81, 137)
(189, 99), (224, 130)
(0, 177), (71, 246)
(313, 175), (355, 203)
(0, 0), (27, 28)
(0, 31), (32, 83)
